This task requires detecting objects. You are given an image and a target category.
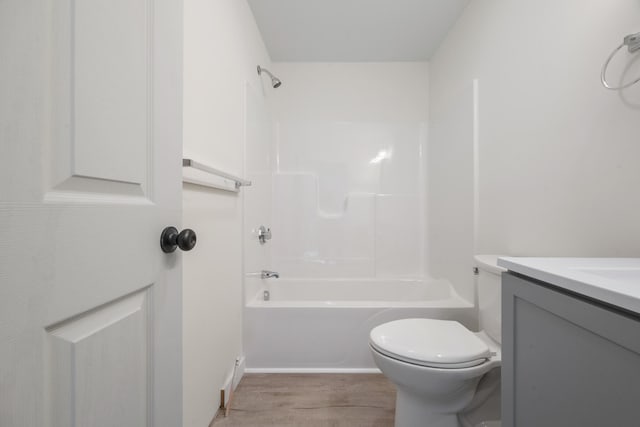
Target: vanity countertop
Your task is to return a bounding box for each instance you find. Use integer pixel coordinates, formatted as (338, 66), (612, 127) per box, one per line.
(497, 257), (640, 314)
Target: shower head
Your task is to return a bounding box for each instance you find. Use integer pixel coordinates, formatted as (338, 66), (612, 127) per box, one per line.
(257, 65), (282, 89)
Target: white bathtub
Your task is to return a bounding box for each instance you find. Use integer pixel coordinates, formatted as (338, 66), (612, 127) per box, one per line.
(243, 278), (475, 372)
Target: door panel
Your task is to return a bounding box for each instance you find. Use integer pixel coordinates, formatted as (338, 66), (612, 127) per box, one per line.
(73, 0), (150, 185)
(49, 0), (151, 197)
(47, 289), (151, 427)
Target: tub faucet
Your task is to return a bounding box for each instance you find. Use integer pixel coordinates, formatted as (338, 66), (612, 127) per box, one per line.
(261, 270), (280, 279)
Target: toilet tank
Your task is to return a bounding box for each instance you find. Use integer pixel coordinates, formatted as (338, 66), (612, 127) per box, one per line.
(474, 255), (507, 344)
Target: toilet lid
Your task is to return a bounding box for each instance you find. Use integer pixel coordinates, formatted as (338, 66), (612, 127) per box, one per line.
(369, 319), (491, 369)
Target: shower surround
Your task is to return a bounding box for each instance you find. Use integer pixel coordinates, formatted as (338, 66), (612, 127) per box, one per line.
(243, 63), (471, 371)
(272, 120), (426, 278)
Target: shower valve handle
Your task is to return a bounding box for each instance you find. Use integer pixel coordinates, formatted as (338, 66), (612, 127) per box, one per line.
(258, 226), (272, 244)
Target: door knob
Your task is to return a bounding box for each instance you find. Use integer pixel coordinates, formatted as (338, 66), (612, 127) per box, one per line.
(160, 226), (197, 253)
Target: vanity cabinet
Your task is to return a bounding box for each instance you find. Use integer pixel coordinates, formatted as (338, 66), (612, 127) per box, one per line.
(501, 272), (640, 427)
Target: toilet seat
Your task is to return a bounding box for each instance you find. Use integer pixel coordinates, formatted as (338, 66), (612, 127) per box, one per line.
(369, 319), (492, 369)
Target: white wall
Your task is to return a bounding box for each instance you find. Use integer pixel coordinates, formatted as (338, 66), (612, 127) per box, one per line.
(428, 0), (640, 299)
(272, 63), (430, 122)
(182, 1), (271, 426)
(269, 63), (430, 279)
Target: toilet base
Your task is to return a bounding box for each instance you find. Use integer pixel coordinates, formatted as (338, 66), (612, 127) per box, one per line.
(370, 343), (500, 427)
(395, 387), (462, 427)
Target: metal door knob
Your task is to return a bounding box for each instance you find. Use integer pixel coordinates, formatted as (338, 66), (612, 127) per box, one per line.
(161, 226), (197, 253)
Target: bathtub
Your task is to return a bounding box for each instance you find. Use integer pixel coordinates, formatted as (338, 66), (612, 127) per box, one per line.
(243, 278), (475, 372)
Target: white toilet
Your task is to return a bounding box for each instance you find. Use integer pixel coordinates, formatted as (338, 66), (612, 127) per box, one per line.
(369, 255), (505, 427)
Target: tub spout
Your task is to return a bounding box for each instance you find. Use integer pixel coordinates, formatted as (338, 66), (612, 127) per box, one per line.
(261, 270), (279, 279)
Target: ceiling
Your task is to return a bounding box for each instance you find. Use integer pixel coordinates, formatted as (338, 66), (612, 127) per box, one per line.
(247, 0), (470, 62)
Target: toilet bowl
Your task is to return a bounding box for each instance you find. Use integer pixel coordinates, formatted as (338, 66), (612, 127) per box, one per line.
(370, 255), (505, 427)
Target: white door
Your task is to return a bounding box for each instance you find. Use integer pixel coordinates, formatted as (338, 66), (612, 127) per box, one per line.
(0, 0), (184, 426)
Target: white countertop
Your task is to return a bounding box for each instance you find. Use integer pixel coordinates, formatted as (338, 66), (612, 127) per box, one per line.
(497, 257), (640, 314)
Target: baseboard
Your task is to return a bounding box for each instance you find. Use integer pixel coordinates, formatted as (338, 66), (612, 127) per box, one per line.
(244, 367), (381, 374)
(220, 356), (246, 408)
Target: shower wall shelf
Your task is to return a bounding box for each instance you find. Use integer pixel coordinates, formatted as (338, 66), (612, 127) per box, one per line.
(182, 158), (252, 193)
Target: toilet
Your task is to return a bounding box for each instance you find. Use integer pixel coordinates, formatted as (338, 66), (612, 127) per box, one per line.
(369, 255), (505, 427)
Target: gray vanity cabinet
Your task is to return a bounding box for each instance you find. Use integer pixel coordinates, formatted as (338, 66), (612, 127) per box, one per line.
(501, 272), (640, 427)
